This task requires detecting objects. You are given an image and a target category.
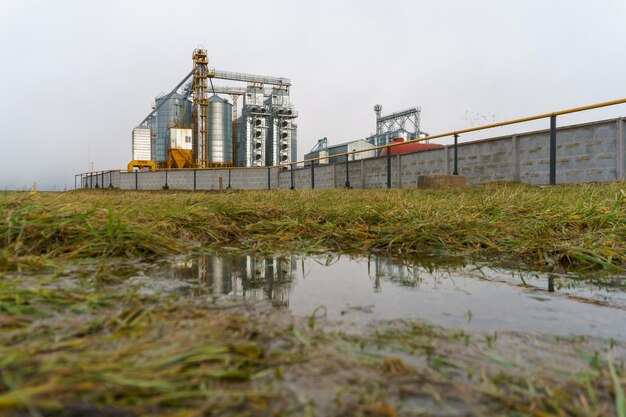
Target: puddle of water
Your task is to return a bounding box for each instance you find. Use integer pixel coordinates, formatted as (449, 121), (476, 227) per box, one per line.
(148, 253), (626, 341)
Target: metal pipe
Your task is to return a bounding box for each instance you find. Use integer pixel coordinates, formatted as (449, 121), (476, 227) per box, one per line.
(135, 170), (138, 190)
(193, 169), (197, 190)
(296, 97), (626, 167)
(549, 116), (557, 185)
(227, 169), (231, 189)
(290, 163), (295, 190)
(345, 154), (351, 188)
(386, 144), (392, 189)
(453, 134), (459, 176)
(164, 170), (169, 190)
(618, 118), (625, 180)
(311, 162), (315, 189)
(267, 167), (271, 190)
(138, 69), (194, 126)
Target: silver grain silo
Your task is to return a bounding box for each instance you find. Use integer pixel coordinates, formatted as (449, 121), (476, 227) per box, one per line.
(207, 95), (233, 164)
(152, 92), (192, 164)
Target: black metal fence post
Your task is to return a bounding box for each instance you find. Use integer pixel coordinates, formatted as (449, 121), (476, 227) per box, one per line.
(386, 144), (392, 189)
(193, 169), (197, 190)
(109, 171), (113, 188)
(267, 167), (271, 190)
(549, 115), (557, 185)
(311, 162), (315, 189)
(290, 163), (295, 190)
(163, 170), (169, 190)
(227, 169), (231, 189)
(135, 170), (138, 190)
(453, 134), (459, 176)
(345, 154), (351, 188)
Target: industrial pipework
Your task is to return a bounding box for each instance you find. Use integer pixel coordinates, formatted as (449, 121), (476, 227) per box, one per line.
(129, 48), (298, 171)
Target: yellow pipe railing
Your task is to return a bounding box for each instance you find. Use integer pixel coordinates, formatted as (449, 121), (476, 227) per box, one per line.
(298, 97), (626, 165)
(79, 97), (626, 186)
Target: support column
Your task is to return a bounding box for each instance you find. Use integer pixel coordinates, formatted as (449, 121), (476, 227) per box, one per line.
(549, 116), (557, 185)
(361, 159), (365, 189)
(617, 118), (624, 180)
(397, 154), (402, 189)
(512, 135), (520, 182)
(386, 145), (392, 189)
(453, 134), (459, 176)
(345, 154), (351, 188)
(163, 170), (169, 190)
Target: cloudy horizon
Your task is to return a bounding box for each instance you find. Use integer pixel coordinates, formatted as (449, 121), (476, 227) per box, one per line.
(2, 0), (626, 190)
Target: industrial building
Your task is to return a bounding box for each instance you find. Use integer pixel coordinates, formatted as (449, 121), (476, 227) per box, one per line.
(304, 138), (376, 165)
(305, 104), (431, 164)
(129, 48), (298, 171)
(369, 104), (428, 151)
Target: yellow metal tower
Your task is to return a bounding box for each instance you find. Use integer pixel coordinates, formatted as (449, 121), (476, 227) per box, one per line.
(192, 49), (209, 168)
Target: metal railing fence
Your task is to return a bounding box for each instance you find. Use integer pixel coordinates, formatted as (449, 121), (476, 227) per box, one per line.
(77, 97), (626, 190)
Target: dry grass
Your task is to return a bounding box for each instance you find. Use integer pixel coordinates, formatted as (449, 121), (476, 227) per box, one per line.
(0, 262), (624, 417)
(1, 182), (625, 415)
(1, 182), (625, 270)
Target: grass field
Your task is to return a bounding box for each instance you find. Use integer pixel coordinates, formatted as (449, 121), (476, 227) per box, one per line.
(1, 183), (625, 416)
(2, 182), (625, 270)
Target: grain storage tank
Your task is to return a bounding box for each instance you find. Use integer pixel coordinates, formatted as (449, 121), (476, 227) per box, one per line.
(152, 93), (192, 165)
(207, 95), (233, 165)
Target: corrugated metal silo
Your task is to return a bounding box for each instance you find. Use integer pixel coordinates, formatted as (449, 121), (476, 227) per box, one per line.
(207, 95), (233, 164)
(152, 93), (192, 164)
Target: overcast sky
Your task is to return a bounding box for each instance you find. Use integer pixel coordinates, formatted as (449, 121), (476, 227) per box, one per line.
(2, 0), (626, 190)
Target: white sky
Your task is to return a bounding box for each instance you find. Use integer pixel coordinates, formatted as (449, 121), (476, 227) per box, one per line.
(1, 0), (626, 190)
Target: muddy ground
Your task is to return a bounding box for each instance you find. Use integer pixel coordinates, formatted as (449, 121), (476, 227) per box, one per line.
(1, 257), (624, 417)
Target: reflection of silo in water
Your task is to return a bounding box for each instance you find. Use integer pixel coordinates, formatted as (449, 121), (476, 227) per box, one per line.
(237, 255), (296, 308)
(204, 255), (233, 295)
(169, 260), (197, 281)
(373, 258), (421, 287)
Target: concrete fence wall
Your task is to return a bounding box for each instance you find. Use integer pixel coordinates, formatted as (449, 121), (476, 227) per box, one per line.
(79, 117), (625, 191)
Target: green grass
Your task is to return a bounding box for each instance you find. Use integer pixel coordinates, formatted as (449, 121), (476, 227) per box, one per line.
(1, 183), (626, 415)
(0, 266), (624, 416)
(1, 182), (625, 270)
